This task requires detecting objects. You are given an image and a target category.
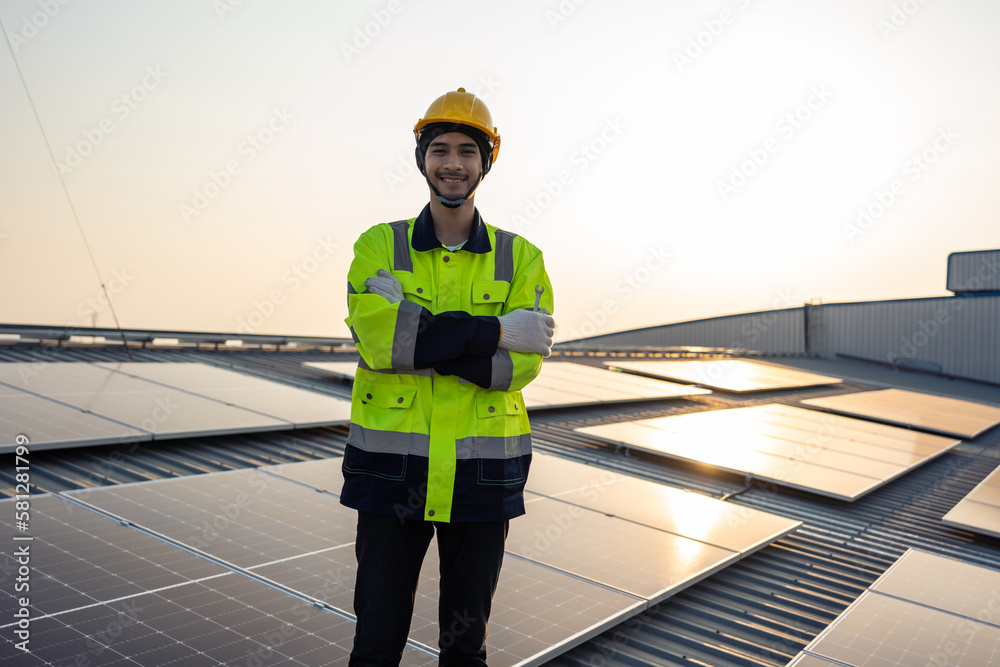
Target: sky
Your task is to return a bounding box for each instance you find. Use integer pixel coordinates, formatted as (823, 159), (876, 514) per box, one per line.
(1, 0), (998, 342)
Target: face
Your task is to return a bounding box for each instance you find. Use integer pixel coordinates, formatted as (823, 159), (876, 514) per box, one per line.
(424, 132), (482, 199)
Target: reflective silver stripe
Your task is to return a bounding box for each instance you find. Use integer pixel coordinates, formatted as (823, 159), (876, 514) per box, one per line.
(489, 348), (514, 391)
(493, 230), (517, 282)
(455, 434), (531, 461)
(358, 357), (434, 378)
(347, 427), (529, 460)
(389, 220), (413, 272)
(391, 299), (422, 369)
(349, 326), (360, 346)
(348, 424), (429, 456)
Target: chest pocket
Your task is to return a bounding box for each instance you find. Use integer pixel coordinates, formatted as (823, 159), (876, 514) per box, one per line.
(471, 280), (510, 316)
(397, 273), (432, 308)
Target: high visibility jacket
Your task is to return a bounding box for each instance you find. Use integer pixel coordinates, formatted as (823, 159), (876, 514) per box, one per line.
(341, 204), (554, 523)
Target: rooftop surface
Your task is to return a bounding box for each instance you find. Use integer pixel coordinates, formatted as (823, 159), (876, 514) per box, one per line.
(2, 340), (1000, 665)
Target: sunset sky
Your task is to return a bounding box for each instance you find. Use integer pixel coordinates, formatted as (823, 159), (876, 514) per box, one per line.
(2, 0), (998, 341)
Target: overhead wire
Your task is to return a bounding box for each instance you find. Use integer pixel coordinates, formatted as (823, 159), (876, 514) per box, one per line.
(2, 17), (133, 360)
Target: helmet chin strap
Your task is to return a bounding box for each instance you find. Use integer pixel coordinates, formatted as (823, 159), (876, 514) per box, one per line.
(428, 172), (484, 209)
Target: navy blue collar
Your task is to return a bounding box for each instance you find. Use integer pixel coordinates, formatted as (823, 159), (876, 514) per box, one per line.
(411, 204), (492, 254)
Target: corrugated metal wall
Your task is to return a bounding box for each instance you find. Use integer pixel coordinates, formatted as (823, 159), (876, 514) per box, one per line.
(574, 308), (807, 354)
(568, 295), (1000, 385)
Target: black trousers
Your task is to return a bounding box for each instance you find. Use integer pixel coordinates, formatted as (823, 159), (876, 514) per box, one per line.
(348, 511), (510, 667)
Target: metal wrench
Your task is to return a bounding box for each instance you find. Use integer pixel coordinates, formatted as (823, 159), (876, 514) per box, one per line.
(533, 285), (544, 312)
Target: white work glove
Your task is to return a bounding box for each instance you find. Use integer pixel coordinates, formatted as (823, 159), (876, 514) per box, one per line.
(365, 269), (403, 304)
(498, 309), (555, 357)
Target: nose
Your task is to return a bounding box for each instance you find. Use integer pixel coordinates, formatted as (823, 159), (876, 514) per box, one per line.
(444, 150), (464, 171)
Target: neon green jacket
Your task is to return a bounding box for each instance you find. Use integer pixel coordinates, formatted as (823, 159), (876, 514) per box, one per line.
(340, 205), (554, 523)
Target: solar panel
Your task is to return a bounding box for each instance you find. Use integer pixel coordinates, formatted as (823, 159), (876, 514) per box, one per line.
(97, 362), (352, 428)
(942, 475), (1000, 539)
(303, 360), (362, 380)
(0, 494), (435, 665)
(302, 360), (710, 410)
(509, 494), (738, 603)
(0, 494), (225, 620)
(64, 469), (358, 568)
(266, 456), (346, 495)
(523, 362), (710, 409)
(0, 570), (436, 666)
(798, 549), (1000, 667)
(0, 362), (290, 443)
(802, 388), (1000, 439)
(785, 654), (843, 666)
(0, 383), (148, 454)
(870, 549), (1000, 620)
(526, 453), (801, 554)
(608, 358), (843, 392)
(575, 405), (961, 501)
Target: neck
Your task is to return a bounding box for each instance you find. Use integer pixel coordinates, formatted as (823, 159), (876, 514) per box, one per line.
(429, 196), (477, 247)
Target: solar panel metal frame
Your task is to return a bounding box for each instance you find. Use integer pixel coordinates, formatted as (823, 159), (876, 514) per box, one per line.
(802, 388), (1000, 439)
(575, 405), (961, 501)
(607, 358), (843, 393)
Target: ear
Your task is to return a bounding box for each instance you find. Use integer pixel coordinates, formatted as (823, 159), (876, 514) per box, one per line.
(414, 144), (427, 176)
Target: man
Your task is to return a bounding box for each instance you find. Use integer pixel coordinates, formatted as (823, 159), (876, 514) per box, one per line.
(342, 87), (555, 666)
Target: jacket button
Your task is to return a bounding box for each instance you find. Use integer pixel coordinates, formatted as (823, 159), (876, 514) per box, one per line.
(483, 293), (490, 300)
(488, 406), (495, 413)
(416, 287), (423, 293)
(397, 396), (404, 404)
(366, 393), (372, 399)
(428, 509), (435, 517)
(443, 256), (450, 263)
(514, 403), (519, 410)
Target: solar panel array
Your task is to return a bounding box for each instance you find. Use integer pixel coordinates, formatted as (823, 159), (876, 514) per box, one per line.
(0, 362), (351, 453)
(802, 387), (1000, 438)
(608, 359), (843, 392)
(791, 549), (1000, 666)
(0, 381), (148, 453)
(1, 452), (798, 665)
(575, 404), (961, 501)
(942, 462), (1000, 538)
(303, 360), (710, 410)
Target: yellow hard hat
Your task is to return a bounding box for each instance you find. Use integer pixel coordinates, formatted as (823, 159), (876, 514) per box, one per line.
(414, 87), (501, 166)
